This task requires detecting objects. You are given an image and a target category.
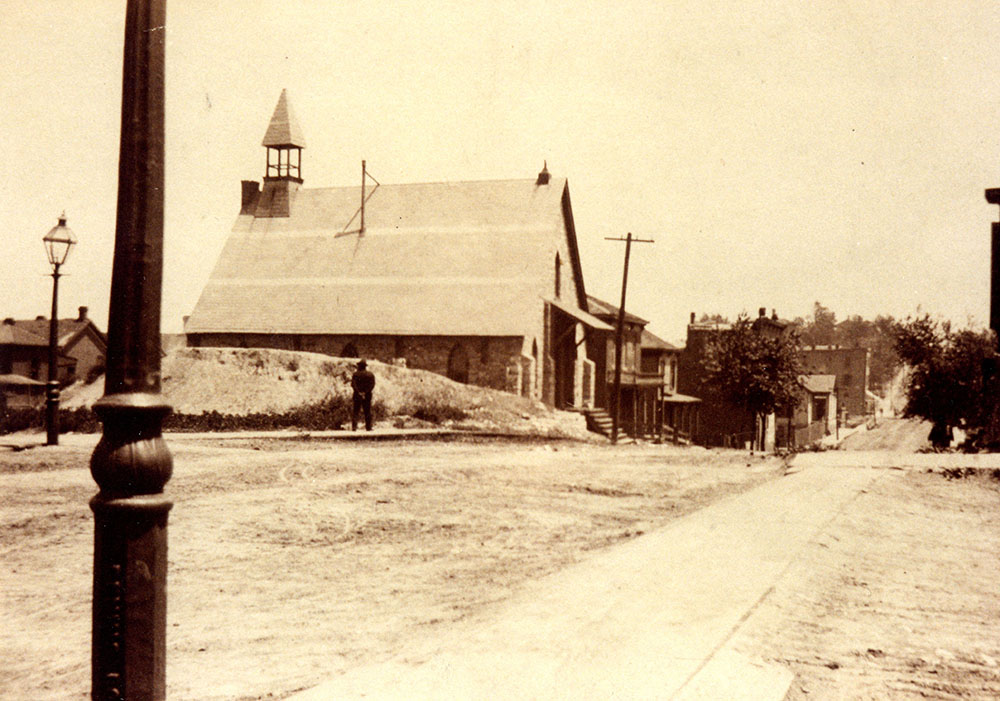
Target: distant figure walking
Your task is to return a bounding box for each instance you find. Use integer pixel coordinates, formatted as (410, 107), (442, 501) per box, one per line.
(351, 359), (376, 431)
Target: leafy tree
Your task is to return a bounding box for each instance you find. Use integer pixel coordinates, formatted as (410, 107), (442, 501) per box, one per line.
(799, 301), (837, 346)
(868, 315), (901, 394)
(893, 315), (997, 447)
(795, 304), (902, 395)
(700, 315), (802, 449)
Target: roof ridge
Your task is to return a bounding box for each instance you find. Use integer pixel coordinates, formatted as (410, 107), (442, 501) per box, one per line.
(297, 176), (565, 192)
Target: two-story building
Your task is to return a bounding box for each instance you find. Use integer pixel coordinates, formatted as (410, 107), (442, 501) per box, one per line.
(585, 296), (698, 440)
(0, 307), (106, 409)
(678, 308), (794, 450)
(799, 345), (870, 421)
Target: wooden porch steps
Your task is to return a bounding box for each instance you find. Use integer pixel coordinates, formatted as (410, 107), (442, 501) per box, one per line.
(574, 407), (614, 438)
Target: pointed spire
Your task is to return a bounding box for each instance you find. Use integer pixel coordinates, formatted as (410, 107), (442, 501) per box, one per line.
(262, 89), (306, 148)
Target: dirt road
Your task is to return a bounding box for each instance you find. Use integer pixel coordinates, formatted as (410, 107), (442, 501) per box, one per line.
(734, 460), (1000, 699)
(840, 417), (931, 452)
(3, 426), (997, 700)
(0, 434), (780, 700)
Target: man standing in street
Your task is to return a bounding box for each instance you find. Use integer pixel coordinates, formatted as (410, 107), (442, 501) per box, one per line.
(351, 359), (376, 431)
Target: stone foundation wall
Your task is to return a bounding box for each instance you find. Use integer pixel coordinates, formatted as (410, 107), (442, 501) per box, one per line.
(186, 332), (524, 393)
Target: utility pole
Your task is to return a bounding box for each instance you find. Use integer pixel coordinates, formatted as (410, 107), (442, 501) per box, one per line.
(605, 233), (654, 443)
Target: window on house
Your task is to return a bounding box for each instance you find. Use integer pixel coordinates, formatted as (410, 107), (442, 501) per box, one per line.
(448, 343), (470, 384)
(813, 396), (827, 422)
(554, 253), (561, 298)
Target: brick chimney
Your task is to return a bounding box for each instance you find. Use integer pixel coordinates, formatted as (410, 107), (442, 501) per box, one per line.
(77, 306), (88, 321)
(758, 307), (766, 318)
(241, 180), (261, 215)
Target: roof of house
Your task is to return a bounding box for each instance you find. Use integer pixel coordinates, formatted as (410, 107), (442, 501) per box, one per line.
(799, 374), (837, 394)
(6, 315), (105, 349)
(801, 344), (867, 353)
(640, 328), (680, 352)
(0, 373), (46, 386)
(0, 323), (48, 347)
(185, 177), (593, 337)
(262, 89), (306, 148)
(586, 295), (648, 326)
(687, 323), (732, 333)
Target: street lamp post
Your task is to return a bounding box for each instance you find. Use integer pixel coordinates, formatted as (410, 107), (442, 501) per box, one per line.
(42, 213), (76, 446)
(89, 1), (172, 698)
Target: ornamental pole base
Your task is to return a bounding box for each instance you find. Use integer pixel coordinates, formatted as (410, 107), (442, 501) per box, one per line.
(91, 494), (172, 701)
(45, 383), (60, 446)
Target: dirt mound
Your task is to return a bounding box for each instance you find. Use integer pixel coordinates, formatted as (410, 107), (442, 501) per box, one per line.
(62, 347), (593, 439)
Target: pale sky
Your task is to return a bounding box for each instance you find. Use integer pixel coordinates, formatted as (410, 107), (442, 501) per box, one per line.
(2, 1), (999, 343)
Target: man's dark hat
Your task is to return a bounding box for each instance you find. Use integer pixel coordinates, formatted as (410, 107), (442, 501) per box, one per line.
(357, 359), (367, 369)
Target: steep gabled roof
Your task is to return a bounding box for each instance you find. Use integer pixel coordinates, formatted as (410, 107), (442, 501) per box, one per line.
(262, 89), (306, 148)
(186, 177), (590, 337)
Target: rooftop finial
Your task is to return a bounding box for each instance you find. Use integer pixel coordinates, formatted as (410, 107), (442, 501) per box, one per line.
(536, 161), (550, 185)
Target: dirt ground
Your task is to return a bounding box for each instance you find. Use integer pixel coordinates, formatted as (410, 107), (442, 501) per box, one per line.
(839, 416), (937, 452)
(732, 465), (1000, 699)
(0, 434), (781, 700)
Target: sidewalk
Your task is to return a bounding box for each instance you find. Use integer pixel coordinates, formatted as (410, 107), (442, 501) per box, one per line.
(289, 464), (880, 700)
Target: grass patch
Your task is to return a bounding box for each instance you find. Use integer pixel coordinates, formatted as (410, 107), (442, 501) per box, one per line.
(1, 393), (475, 435)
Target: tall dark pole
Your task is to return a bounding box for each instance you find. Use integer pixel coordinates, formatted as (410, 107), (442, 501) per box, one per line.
(611, 234), (632, 443)
(89, 1), (172, 699)
(605, 233), (654, 443)
(984, 189), (1000, 447)
(987, 189), (1000, 337)
(46, 263), (61, 445)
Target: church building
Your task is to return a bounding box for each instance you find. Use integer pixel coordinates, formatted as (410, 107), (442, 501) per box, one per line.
(184, 90), (611, 408)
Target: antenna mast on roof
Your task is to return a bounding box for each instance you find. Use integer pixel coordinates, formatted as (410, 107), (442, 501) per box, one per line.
(360, 160), (380, 235)
(338, 160), (380, 237)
